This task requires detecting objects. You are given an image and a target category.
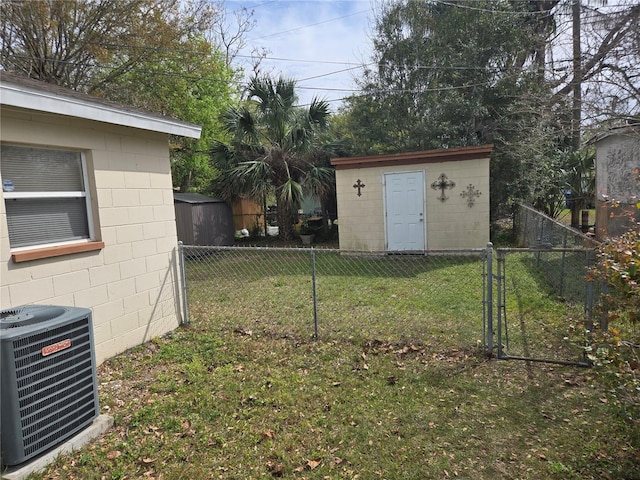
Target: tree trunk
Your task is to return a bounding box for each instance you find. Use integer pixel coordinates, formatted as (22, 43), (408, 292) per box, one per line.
(570, 197), (585, 228)
(180, 170), (192, 192)
(277, 202), (295, 241)
(571, 204), (580, 228)
(262, 194), (268, 238)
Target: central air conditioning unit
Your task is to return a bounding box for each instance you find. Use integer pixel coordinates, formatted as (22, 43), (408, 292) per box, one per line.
(0, 305), (99, 467)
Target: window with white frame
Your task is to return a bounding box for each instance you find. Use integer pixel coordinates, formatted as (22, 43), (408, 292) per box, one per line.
(1, 144), (95, 249)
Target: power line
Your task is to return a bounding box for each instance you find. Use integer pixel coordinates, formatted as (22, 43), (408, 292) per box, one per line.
(298, 65), (365, 82)
(433, 0), (634, 10)
(8, 47), (625, 84)
(241, 1), (278, 9)
(235, 54), (367, 66)
(248, 8), (369, 41)
(1, 52), (511, 99)
(298, 81), (491, 94)
(6, 52), (593, 84)
(432, 0), (555, 16)
(5, 53), (632, 113)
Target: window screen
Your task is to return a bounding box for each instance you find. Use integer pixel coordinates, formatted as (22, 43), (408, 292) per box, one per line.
(1, 146), (84, 192)
(1, 145), (90, 248)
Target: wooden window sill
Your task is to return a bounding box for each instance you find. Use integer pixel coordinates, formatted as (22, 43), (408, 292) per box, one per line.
(11, 241), (105, 263)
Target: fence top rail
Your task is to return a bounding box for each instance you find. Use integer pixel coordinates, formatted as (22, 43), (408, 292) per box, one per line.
(518, 203), (601, 246)
(497, 247), (596, 253)
(182, 245), (488, 256)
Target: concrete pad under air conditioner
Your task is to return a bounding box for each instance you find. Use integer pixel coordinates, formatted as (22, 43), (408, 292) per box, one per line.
(1, 414), (114, 480)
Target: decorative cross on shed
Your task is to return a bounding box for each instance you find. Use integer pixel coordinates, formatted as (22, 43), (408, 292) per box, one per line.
(353, 179), (366, 196)
(430, 173), (456, 201)
(460, 184), (481, 207)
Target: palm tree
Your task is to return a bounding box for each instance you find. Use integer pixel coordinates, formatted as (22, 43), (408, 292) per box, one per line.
(561, 148), (596, 228)
(211, 75), (334, 240)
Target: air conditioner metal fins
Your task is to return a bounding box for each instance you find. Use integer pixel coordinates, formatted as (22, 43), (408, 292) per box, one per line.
(1, 305), (99, 467)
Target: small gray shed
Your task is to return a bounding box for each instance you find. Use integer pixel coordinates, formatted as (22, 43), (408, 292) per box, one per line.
(174, 193), (234, 246)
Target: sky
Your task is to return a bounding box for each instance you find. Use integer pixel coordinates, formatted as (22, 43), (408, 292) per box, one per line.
(225, 0), (375, 109)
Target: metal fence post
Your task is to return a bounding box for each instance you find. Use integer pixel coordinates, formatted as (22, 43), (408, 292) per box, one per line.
(311, 247), (318, 339)
(178, 241), (190, 326)
(496, 248), (506, 359)
(586, 248), (608, 332)
(485, 242), (494, 356)
(584, 249), (595, 332)
(559, 229), (568, 297)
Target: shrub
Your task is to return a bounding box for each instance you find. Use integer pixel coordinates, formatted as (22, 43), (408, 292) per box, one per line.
(588, 230), (639, 407)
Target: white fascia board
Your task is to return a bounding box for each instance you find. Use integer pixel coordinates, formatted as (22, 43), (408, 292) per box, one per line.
(1, 83), (202, 139)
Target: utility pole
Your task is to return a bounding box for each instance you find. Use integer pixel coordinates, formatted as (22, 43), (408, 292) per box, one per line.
(572, 0), (582, 151)
(568, 0), (583, 229)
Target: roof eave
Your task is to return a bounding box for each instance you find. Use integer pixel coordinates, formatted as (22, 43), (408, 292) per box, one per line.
(330, 144), (493, 170)
(586, 124), (640, 145)
(1, 82), (202, 139)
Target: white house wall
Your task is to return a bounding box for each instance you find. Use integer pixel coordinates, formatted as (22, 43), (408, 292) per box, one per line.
(335, 158), (490, 251)
(1, 107), (182, 364)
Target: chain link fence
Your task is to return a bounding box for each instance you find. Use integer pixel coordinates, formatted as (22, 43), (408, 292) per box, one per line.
(515, 203), (599, 249)
(179, 243), (599, 365)
(493, 247), (600, 365)
(180, 245), (489, 350)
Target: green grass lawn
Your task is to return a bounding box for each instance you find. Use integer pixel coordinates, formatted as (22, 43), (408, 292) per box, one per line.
(185, 249), (487, 347)
(25, 251), (639, 480)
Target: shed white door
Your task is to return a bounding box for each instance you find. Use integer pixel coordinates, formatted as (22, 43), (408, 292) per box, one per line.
(384, 171), (426, 251)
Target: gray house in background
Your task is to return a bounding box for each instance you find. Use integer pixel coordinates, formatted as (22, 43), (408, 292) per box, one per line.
(174, 193), (234, 246)
(591, 124), (640, 240)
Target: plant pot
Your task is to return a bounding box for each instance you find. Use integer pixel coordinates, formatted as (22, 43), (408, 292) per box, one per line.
(300, 234), (314, 245)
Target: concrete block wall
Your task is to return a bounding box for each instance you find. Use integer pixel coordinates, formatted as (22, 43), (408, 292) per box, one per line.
(335, 168), (386, 251)
(335, 158), (490, 251)
(1, 108), (182, 364)
(426, 158), (490, 249)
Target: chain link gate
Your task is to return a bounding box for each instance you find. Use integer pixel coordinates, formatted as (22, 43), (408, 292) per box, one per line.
(177, 243), (598, 366)
(487, 247), (598, 366)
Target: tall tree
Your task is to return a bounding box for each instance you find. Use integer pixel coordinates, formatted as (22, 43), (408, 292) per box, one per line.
(101, 34), (236, 192)
(341, 0), (562, 218)
(211, 75), (334, 241)
(560, 1), (640, 128)
(341, 0), (638, 220)
(0, 0), (215, 92)
(0, 0), (248, 192)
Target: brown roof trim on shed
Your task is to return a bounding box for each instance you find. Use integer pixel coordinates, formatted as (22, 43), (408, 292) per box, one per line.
(330, 144), (493, 170)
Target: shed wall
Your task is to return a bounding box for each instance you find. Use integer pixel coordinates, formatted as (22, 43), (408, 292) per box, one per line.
(174, 202), (195, 245)
(191, 203), (234, 246)
(335, 157), (489, 251)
